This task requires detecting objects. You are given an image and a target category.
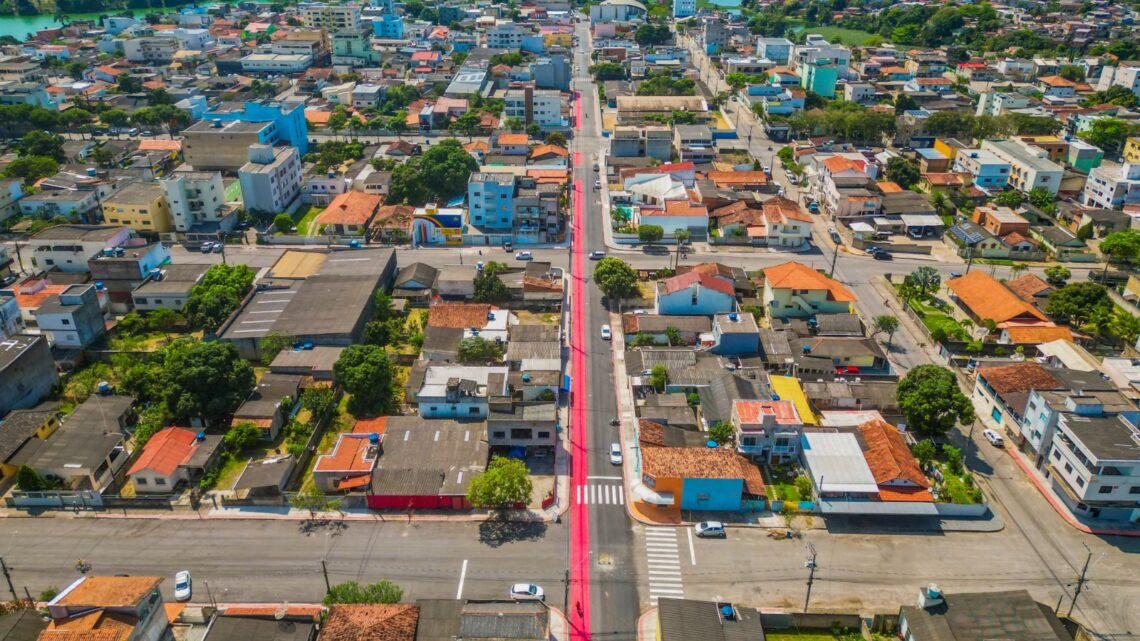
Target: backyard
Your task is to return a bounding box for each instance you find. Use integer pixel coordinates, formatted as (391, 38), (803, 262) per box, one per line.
(894, 283), (970, 342)
(764, 464), (812, 503)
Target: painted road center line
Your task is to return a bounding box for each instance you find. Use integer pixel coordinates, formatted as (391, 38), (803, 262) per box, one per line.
(456, 559), (468, 599)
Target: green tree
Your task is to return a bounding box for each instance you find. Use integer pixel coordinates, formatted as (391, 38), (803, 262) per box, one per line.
(1027, 187), (1055, 214)
(184, 263), (255, 331)
(116, 73), (142, 93)
(324, 580), (404, 605)
(473, 261), (512, 303)
(333, 344), (396, 416)
(301, 386), (336, 419)
(1109, 308), (1140, 346)
(993, 190), (1023, 208)
(545, 132), (567, 147)
(451, 110), (482, 139)
(259, 332), (295, 365)
(1099, 229), (1140, 265)
(19, 130), (66, 161)
(638, 225), (664, 243)
(291, 485), (339, 516)
(896, 365), (975, 437)
(273, 213), (295, 233)
(593, 257), (639, 300)
(708, 421), (735, 446)
(467, 456), (533, 510)
(1079, 117), (1137, 155)
(65, 60), (87, 80)
(649, 364), (667, 392)
(589, 62), (626, 80)
(90, 146), (115, 168)
(503, 116), (525, 132)
(162, 339), (255, 423)
(873, 315), (900, 352)
(904, 266), (941, 298)
(15, 465), (48, 491)
(1046, 282), (1111, 325)
(885, 156), (920, 188)
(894, 93), (919, 114)
(3, 156), (59, 184)
(1058, 65), (1085, 82)
(458, 336), (506, 363)
(1043, 264), (1071, 286)
(912, 439), (937, 467)
(224, 421), (261, 451)
(101, 108), (130, 128)
(634, 23), (671, 46)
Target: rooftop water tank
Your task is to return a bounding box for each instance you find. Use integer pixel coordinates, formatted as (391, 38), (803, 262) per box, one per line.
(369, 432), (380, 443)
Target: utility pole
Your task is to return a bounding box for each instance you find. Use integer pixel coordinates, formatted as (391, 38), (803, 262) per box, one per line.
(803, 543), (818, 613)
(828, 236), (840, 278)
(1067, 546), (1093, 617)
(0, 554), (17, 597)
(321, 559), (331, 595)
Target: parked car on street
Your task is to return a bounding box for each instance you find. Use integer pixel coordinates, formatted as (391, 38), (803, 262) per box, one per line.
(509, 584), (545, 601)
(694, 521), (726, 538)
(589, 250), (606, 260)
(983, 429), (1004, 447)
(600, 324), (612, 340)
(515, 251), (533, 260)
(174, 571), (192, 601)
(609, 443), (623, 465)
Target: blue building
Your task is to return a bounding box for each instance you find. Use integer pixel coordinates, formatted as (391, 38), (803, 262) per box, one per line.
(655, 272), (736, 316)
(372, 13), (404, 38)
(673, 0), (695, 18)
(467, 173), (515, 230)
(201, 101), (309, 155)
(638, 446), (766, 511)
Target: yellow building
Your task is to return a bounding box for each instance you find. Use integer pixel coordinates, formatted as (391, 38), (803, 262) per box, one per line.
(0, 405), (60, 483)
(102, 182), (174, 234)
(933, 137), (970, 161)
(1124, 137), (1140, 163)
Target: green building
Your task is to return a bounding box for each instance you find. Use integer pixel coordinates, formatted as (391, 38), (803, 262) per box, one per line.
(801, 58), (839, 98)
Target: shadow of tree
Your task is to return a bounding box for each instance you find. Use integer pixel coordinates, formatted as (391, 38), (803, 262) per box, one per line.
(478, 517), (548, 548)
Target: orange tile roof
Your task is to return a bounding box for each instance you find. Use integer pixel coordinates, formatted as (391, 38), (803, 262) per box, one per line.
(661, 200), (709, 217)
(978, 362), (1059, 395)
(661, 270), (734, 297)
(529, 144), (568, 158)
(13, 282), (67, 310)
(1038, 75), (1077, 87)
(137, 139), (182, 152)
(373, 205), (415, 229)
(527, 169), (569, 184)
(878, 486), (935, 502)
(822, 156), (866, 174)
(681, 262), (736, 279)
(1005, 273), (1052, 301)
(39, 631), (127, 641)
(858, 418), (929, 489)
(465, 141), (490, 153)
(317, 191), (383, 226)
(924, 172), (966, 186)
(128, 427), (203, 477)
(733, 399), (800, 425)
(164, 603), (186, 624)
(498, 133), (529, 146)
(221, 605), (323, 621)
(706, 170), (767, 186)
(763, 262), (855, 302)
(945, 271), (1048, 324)
(336, 474), (372, 490)
(321, 604), (420, 641)
(877, 181), (904, 193)
(641, 447), (765, 495)
(305, 109), (332, 125)
(353, 416), (389, 435)
(55, 576), (161, 608)
(1003, 325), (1074, 344)
(315, 434), (377, 473)
(428, 303), (493, 328)
(94, 65), (124, 76)
(762, 198), (811, 223)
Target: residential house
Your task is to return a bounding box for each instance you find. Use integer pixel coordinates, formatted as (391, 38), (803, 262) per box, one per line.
(1019, 375), (1137, 467)
(899, 590), (1071, 641)
(1080, 162), (1140, 210)
(20, 395), (133, 492)
(655, 271), (736, 316)
(321, 604), (419, 641)
(635, 200), (709, 238)
(946, 271), (1049, 327)
(622, 314), (711, 346)
(127, 427), (223, 493)
(972, 205), (1029, 237)
(33, 284), (107, 349)
(101, 182), (173, 235)
(0, 403), (60, 484)
(88, 241), (173, 312)
(951, 148), (1011, 190)
(315, 191), (382, 237)
(162, 170), (233, 235)
(315, 427), (382, 493)
(132, 263), (207, 313)
(708, 312), (760, 356)
(858, 418), (931, 502)
(973, 362), (1068, 440)
(656, 599), (764, 641)
(45, 576), (169, 641)
(762, 261), (855, 319)
(731, 399), (801, 463)
(636, 446), (766, 511)
(0, 335), (58, 415)
(799, 430), (882, 505)
(982, 139), (1064, 196)
(673, 125), (715, 164)
(232, 373), (303, 441)
(415, 366), (509, 418)
(1047, 413), (1140, 521)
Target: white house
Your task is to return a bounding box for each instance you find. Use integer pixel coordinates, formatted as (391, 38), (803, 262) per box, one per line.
(417, 365), (510, 418)
(128, 427), (223, 493)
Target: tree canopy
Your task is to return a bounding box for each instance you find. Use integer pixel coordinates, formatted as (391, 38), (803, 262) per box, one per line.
(593, 257), (639, 300)
(162, 339), (255, 423)
(885, 157), (920, 189)
(1046, 282), (1111, 326)
(458, 336), (506, 363)
(185, 263), (255, 331)
(387, 138), (478, 205)
(467, 456), (533, 509)
(474, 261), (512, 303)
(896, 365), (975, 436)
(333, 344), (397, 416)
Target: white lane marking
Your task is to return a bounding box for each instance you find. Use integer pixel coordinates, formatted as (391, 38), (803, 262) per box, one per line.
(456, 559), (468, 599)
(576, 485), (582, 505)
(616, 485), (624, 504)
(604, 485), (612, 504)
(687, 528), (697, 566)
(587, 475), (622, 480)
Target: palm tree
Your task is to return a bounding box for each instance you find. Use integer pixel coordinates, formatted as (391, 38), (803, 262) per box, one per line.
(1009, 263), (1029, 278)
(1109, 309), (1140, 347)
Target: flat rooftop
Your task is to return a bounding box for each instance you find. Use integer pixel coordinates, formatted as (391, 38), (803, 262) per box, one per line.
(0, 334), (45, 371)
(1062, 415), (1140, 462)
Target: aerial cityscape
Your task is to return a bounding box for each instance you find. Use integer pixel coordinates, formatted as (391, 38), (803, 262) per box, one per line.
(0, 0), (1139, 640)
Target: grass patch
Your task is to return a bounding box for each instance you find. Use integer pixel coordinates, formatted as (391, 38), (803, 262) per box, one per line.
(224, 180), (243, 202)
(894, 285), (969, 341)
(295, 205), (322, 236)
(937, 462), (983, 504)
(979, 258), (1015, 266)
(795, 25), (882, 46)
(211, 455), (248, 491)
(515, 310), (561, 325)
(767, 483), (803, 502)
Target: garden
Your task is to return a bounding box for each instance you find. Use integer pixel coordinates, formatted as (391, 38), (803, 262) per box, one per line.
(892, 266), (971, 343)
(764, 462), (813, 504)
(912, 439), (983, 505)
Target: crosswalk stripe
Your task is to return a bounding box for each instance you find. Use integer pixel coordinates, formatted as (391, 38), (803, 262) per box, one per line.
(649, 588), (685, 594)
(616, 486), (624, 504)
(605, 485), (612, 504)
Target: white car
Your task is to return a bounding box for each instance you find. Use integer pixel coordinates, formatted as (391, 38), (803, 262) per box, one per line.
(600, 324), (612, 340)
(509, 583), (545, 601)
(694, 521), (726, 538)
(514, 251), (534, 261)
(589, 250), (606, 260)
(609, 442), (623, 465)
(983, 429), (1004, 447)
(174, 570), (192, 602)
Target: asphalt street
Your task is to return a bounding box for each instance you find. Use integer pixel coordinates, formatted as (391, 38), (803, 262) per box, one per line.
(0, 518), (567, 606)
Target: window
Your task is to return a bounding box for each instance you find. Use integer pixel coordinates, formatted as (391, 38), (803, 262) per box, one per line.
(429, 406), (438, 412)
(155, 478), (166, 485)
(1130, 487), (1140, 495)
(493, 431), (506, 439)
(61, 319), (70, 325)
(538, 431), (550, 439)
(1064, 463), (1073, 473)
(1076, 477), (1085, 487)
(136, 477), (148, 485)
(1097, 486), (1114, 494)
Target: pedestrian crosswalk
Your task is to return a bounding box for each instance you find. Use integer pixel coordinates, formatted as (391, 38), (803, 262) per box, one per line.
(643, 528), (684, 604)
(576, 483), (625, 505)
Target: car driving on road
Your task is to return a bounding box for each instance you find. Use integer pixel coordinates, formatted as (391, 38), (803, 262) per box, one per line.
(174, 570), (192, 601)
(514, 251), (533, 261)
(609, 443), (623, 465)
(600, 324), (612, 340)
(589, 250), (605, 260)
(983, 429), (1004, 447)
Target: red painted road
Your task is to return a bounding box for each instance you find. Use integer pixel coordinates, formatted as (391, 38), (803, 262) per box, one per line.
(574, 151), (582, 167)
(569, 87), (592, 641)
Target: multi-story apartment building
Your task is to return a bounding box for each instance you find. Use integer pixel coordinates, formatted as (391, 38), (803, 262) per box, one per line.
(755, 37), (793, 64)
(1081, 162), (1140, 210)
(952, 149), (1011, 190)
(673, 0), (696, 18)
(238, 145), (302, 215)
(468, 173), (516, 231)
(122, 36), (179, 63)
(1096, 60), (1140, 101)
(101, 182), (174, 234)
(1047, 413), (1140, 521)
(162, 171), (232, 233)
(300, 2), (362, 31)
(982, 139), (1064, 196)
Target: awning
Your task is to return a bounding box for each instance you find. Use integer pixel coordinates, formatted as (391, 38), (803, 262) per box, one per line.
(335, 475), (371, 491)
(900, 214), (943, 228)
(631, 482), (675, 506)
(818, 500), (939, 515)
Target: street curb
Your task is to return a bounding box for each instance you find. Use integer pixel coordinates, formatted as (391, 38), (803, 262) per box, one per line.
(637, 607), (658, 641)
